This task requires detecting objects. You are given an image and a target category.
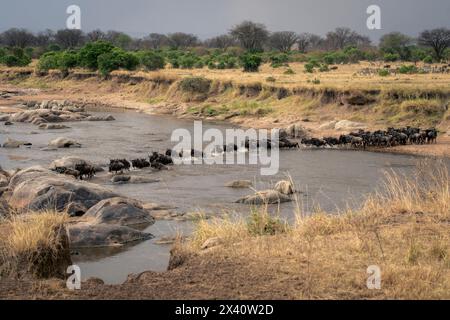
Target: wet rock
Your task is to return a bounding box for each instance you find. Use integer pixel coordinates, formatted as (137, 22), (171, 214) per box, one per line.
(38, 123), (70, 130)
(48, 137), (81, 148)
(67, 223), (153, 248)
(9, 109), (86, 124)
(236, 190), (292, 205)
(111, 175), (159, 185)
(83, 197), (155, 227)
(274, 180), (295, 195)
(49, 156), (101, 172)
(334, 120), (367, 131)
(86, 115), (115, 121)
(225, 180), (253, 188)
(7, 166), (118, 216)
(2, 137), (31, 148)
(111, 175), (131, 184)
(0, 173), (8, 188)
(4, 121), (13, 126)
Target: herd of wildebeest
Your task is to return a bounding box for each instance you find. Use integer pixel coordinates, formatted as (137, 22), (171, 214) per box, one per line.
(51, 126), (438, 181)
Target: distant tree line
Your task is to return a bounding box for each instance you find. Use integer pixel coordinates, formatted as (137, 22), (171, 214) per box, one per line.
(0, 21), (449, 74)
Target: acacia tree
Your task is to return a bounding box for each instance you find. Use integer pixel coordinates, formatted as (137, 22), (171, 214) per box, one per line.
(205, 34), (236, 49)
(325, 27), (370, 50)
(269, 31), (298, 52)
(168, 32), (199, 49)
(86, 29), (106, 42)
(0, 28), (35, 48)
(55, 29), (85, 49)
(230, 21), (269, 52)
(142, 33), (170, 49)
(35, 29), (54, 47)
(418, 28), (450, 61)
(379, 32), (414, 60)
(296, 33), (322, 52)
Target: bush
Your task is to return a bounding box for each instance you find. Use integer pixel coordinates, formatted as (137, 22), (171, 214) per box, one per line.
(78, 41), (115, 70)
(179, 55), (198, 69)
(423, 56), (433, 64)
(37, 51), (60, 71)
(283, 68), (295, 75)
(398, 65), (418, 74)
(0, 47), (31, 67)
(270, 53), (289, 68)
(266, 76), (276, 82)
(247, 209), (287, 236)
(384, 53), (400, 62)
(58, 50), (79, 72)
(319, 64), (329, 72)
(97, 49), (139, 76)
(378, 69), (390, 77)
(304, 63), (315, 73)
(138, 51), (166, 71)
(240, 53), (262, 72)
(179, 76), (212, 94)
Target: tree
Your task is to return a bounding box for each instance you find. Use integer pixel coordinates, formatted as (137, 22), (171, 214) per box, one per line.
(0, 28), (35, 48)
(269, 31), (298, 52)
(168, 33), (198, 49)
(35, 30), (55, 47)
(142, 33), (169, 49)
(296, 33), (322, 53)
(78, 41), (115, 69)
(105, 31), (133, 49)
(97, 49), (139, 76)
(86, 29), (106, 42)
(230, 21), (269, 52)
(240, 53), (262, 72)
(205, 34), (236, 49)
(137, 51), (166, 70)
(379, 32), (414, 60)
(418, 28), (450, 61)
(55, 29), (85, 49)
(324, 27), (370, 50)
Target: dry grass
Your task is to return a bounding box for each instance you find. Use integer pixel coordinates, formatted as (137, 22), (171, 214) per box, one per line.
(184, 161), (450, 299)
(0, 211), (69, 279)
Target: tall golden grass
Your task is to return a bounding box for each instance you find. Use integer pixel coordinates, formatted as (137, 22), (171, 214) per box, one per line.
(183, 161), (450, 299)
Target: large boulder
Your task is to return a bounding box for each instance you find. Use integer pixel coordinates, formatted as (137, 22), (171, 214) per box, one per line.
(38, 123), (70, 130)
(334, 120), (367, 131)
(67, 223), (153, 248)
(319, 121), (338, 130)
(48, 137), (81, 148)
(7, 166), (117, 216)
(86, 115), (115, 121)
(236, 190), (292, 205)
(2, 137), (31, 148)
(83, 197), (155, 227)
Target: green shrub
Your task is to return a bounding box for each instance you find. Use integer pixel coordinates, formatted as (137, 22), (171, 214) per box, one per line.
(304, 63), (315, 73)
(319, 64), (329, 72)
(384, 53), (400, 62)
(240, 53), (262, 72)
(179, 55), (198, 69)
(138, 51), (165, 71)
(398, 65), (418, 74)
(378, 69), (390, 77)
(179, 76), (212, 94)
(37, 51), (60, 71)
(283, 68), (295, 75)
(97, 49), (139, 76)
(270, 53), (289, 68)
(79, 41), (115, 70)
(423, 56), (433, 64)
(266, 76), (276, 82)
(58, 50), (79, 72)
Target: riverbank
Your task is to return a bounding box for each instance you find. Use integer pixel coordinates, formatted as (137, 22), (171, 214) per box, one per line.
(1, 162), (449, 300)
(1, 65), (449, 158)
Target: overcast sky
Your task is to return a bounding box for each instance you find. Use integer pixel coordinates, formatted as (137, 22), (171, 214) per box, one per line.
(1, 0), (449, 41)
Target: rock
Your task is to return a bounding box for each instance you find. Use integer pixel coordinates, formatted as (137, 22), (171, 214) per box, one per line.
(49, 156), (99, 172)
(0, 115), (10, 122)
(86, 115), (115, 121)
(319, 121), (338, 130)
(2, 137), (31, 148)
(274, 180), (295, 195)
(67, 223), (153, 248)
(4, 121), (13, 126)
(0, 173), (8, 188)
(334, 120), (367, 131)
(111, 175), (159, 185)
(83, 197), (155, 227)
(236, 190), (292, 205)
(225, 180), (253, 188)
(48, 137), (81, 148)
(9, 109), (86, 124)
(84, 278), (105, 286)
(201, 237), (222, 250)
(7, 166), (118, 216)
(286, 124), (308, 139)
(38, 123), (70, 130)
(0, 199), (10, 218)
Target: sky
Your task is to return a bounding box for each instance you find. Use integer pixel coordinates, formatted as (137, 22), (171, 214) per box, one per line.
(0, 0), (449, 41)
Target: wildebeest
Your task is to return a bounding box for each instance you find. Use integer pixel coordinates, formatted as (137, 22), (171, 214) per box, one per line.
(75, 163), (96, 180)
(131, 158), (150, 169)
(109, 159), (127, 174)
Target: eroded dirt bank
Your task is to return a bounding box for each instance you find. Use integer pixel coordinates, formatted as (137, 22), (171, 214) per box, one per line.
(0, 68), (449, 158)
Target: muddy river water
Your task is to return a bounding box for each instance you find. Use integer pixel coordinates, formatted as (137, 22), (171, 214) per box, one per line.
(1, 108), (447, 284)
